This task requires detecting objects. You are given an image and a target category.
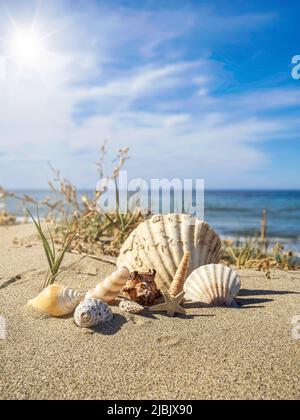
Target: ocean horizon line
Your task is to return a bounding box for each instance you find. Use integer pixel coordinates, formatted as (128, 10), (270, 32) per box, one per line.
(4, 188), (300, 193)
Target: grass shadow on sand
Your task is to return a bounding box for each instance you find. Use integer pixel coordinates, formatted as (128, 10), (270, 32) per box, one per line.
(237, 297), (274, 308)
(236, 288), (300, 309)
(0, 274), (22, 290)
(239, 289), (300, 297)
(184, 298), (274, 310)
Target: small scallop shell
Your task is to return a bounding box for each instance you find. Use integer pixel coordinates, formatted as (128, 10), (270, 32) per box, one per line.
(74, 298), (113, 328)
(119, 300), (145, 314)
(27, 284), (85, 317)
(184, 264), (241, 307)
(117, 214), (222, 290)
(87, 267), (130, 303)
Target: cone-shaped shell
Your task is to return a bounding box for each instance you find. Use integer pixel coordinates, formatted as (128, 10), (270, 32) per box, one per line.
(28, 284), (85, 317)
(87, 267), (130, 303)
(184, 264), (241, 307)
(169, 252), (190, 298)
(119, 300), (145, 314)
(117, 214), (222, 290)
(74, 298), (113, 328)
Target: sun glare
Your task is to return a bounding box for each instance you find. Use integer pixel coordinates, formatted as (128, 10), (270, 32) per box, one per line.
(10, 28), (45, 66)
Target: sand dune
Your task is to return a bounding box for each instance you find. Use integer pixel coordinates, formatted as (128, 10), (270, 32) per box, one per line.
(0, 224), (299, 400)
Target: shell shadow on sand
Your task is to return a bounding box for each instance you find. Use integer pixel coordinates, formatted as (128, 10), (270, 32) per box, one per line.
(89, 313), (128, 335)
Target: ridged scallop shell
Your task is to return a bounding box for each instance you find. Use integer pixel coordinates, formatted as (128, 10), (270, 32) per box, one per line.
(27, 284), (85, 317)
(184, 264), (241, 307)
(119, 300), (145, 314)
(86, 267), (130, 303)
(74, 298), (113, 328)
(117, 214), (222, 290)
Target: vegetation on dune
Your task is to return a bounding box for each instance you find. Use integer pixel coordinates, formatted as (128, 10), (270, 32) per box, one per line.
(0, 144), (145, 257)
(0, 143), (299, 277)
(221, 239), (299, 277)
(27, 208), (76, 289)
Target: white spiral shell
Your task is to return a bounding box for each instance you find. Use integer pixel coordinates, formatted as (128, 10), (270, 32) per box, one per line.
(184, 264), (241, 307)
(86, 267), (130, 303)
(27, 284), (85, 317)
(117, 214), (222, 290)
(74, 298), (113, 328)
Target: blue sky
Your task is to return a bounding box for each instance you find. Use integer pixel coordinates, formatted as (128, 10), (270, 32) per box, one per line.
(0, 0), (299, 189)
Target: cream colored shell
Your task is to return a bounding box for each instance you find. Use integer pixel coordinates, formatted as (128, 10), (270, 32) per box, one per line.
(119, 300), (145, 314)
(184, 264), (241, 307)
(117, 214), (222, 290)
(169, 251), (190, 298)
(86, 266), (130, 303)
(27, 284), (85, 317)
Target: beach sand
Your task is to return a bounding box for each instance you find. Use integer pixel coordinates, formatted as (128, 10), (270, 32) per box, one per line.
(0, 224), (299, 400)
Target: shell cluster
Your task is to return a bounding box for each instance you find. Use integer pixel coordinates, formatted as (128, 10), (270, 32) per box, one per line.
(28, 284), (85, 317)
(117, 214), (222, 290)
(184, 264), (241, 307)
(27, 214), (241, 329)
(74, 298), (113, 328)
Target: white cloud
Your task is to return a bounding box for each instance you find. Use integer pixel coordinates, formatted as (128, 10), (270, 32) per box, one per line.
(0, 2), (298, 189)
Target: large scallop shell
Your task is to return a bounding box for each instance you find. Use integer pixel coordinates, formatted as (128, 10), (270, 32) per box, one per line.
(74, 298), (113, 328)
(184, 264), (241, 307)
(28, 284), (85, 317)
(117, 214), (222, 290)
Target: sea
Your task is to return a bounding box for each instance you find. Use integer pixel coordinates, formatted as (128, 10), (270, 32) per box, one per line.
(1, 190), (300, 254)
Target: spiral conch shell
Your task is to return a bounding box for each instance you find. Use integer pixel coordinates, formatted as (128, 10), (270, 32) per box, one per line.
(117, 214), (222, 290)
(86, 267), (130, 304)
(27, 284), (85, 317)
(184, 264), (241, 307)
(74, 298), (113, 328)
(121, 269), (161, 306)
(169, 252), (190, 298)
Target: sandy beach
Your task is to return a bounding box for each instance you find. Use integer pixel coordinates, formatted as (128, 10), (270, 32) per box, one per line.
(0, 224), (299, 400)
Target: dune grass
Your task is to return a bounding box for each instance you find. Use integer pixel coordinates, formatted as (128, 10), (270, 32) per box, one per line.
(27, 208), (76, 288)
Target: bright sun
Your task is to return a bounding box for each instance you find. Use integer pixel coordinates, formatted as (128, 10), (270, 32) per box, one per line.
(0, 16), (61, 81)
(10, 28), (45, 66)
